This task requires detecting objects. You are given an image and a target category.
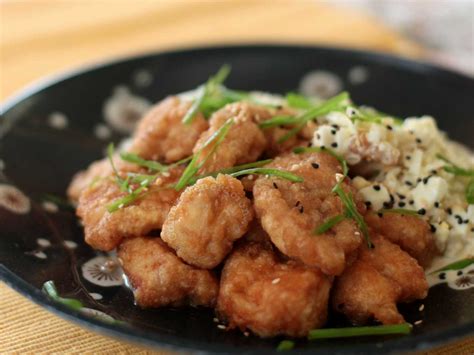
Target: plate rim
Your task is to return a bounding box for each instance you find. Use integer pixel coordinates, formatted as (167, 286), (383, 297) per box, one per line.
(1, 43), (473, 354)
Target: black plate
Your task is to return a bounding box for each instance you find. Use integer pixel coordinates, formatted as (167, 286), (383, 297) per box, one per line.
(1, 45), (473, 354)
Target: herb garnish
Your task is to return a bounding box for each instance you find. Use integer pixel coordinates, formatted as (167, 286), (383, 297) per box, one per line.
(276, 340), (295, 351)
(436, 153), (474, 204)
(285, 92), (314, 109)
(229, 168), (303, 182)
(182, 65), (232, 124)
(307, 323), (411, 340)
(332, 183), (372, 248)
(350, 106), (403, 126)
(314, 213), (347, 234)
(429, 258), (474, 274)
(436, 153), (474, 177)
(42, 280), (83, 311)
(175, 118), (234, 190)
(258, 115), (301, 129)
(278, 92), (349, 143)
(120, 152), (168, 172)
(107, 143), (131, 193)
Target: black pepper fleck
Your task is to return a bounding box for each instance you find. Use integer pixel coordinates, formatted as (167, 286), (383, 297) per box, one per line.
(377, 212), (383, 218)
(405, 181), (413, 186)
(365, 201), (372, 208)
(439, 272), (446, 280)
(299, 206), (304, 214)
(373, 185), (381, 191)
(409, 200), (415, 205)
(397, 193), (406, 200)
(311, 162), (320, 169)
(332, 124), (339, 130)
(273, 182), (278, 189)
(295, 201), (301, 207)
(331, 130), (336, 135)
(430, 224), (437, 233)
(457, 270), (463, 276)
(386, 125), (393, 131)
(406, 155), (411, 160)
(331, 142), (338, 148)
(316, 134), (321, 140)
(416, 138), (422, 144)
(434, 202), (440, 208)
(399, 201), (406, 208)
(417, 208), (426, 215)
(447, 208), (452, 215)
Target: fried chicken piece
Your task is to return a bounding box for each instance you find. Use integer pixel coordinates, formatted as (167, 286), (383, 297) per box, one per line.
(253, 152), (364, 275)
(77, 167), (182, 251)
(67, 156), (138, 203)
(130, 96), (209, 163)
(365, 212), (437, 267)
(332, 235), (428, 325)
(193, 102), (268, 173)
(118, 237), (218, 308)
(217, 241), (331, 337)
(162, 174), (253, 269)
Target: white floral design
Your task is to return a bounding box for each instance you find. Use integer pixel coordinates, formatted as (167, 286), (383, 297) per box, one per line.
(427, 262), (474, 290)
(103, 86), (151, 134)
(299, 70), (343, 99)
(0, 184), (31, 214)
(81, 256), (123, 287)
(48, 112), (68, 130)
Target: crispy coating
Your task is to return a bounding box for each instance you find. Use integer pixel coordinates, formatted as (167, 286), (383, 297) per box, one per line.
(67, 156), (138, 203)
(118, 237), (218, 308)
(193, 103), (268, 172)
(332, 235), (428, 325)
(253, 152), (364, 275)
(365, 212), (437, 267)
(162, 174), (253, 269)
(77, 167), (182, 251)
(130, 96), (208, 163)
(217, 241), (331, 337)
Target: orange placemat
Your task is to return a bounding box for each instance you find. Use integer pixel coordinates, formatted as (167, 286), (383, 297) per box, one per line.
(0, 0), (471, 353)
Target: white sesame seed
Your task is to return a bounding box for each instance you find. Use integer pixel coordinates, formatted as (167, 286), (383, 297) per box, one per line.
(213, 317), (219, 323)
(335, 173), (344, 183)
(414, 320), (423, 325)
(48, 112), (68, 130)
(162, 172), (171, 177)
(272, 278), (281, 284)
(354, 231), (361, 236)
(243, 331), (250, 337)
(94, 124), (112, 140)
(217, 324), (226, 330)
(419, 304), (425, 311)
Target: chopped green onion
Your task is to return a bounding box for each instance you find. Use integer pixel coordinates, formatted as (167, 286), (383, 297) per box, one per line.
(120, 152), (167, 172)
(175, 118), (234, 190)
(278, 92), (349, 143)
(466, 178), (474, 204)
(42, 281), (84, 311)
(436, 153), (474, 177)
(314, 213), (347, 234)
(186, 159), (273, 186)
(332, 184), (371, 248)
(107, 186), (147, 213)
(107, 143), (129, 192)
(182, 65), (231, 124)
(429, 258), (474, 274)
(286, 92), (314, 109)
(259, 115), (300, 129)
(293, 146), (348, 176)
(378, 208), (419, 216)
(277, 340), (295, 351)
(355, 106), (403, 125)
(229, 168), (303, 182)
(307, 323), (411, 340)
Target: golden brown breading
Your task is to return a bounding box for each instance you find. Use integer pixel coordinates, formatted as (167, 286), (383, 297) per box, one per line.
(253, 152), (364, 275)
(365, 212), (437, 267)
(118, 237), (218, 308)
(193, 103), (268, 173)
(161, 174), (253, 269)
(332, 235), (428, 325)
(77, 167), (182, 251)
(130, 96), (208, 163)
(217, 241), (331, 337)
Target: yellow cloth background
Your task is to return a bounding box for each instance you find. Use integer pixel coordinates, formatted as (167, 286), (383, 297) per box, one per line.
(0, 0), (472, 353)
